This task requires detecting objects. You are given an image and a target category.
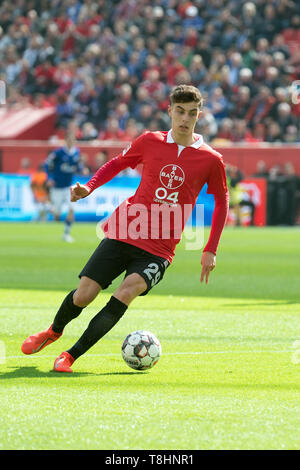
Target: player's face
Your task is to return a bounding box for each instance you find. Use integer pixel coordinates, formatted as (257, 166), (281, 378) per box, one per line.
(66, 134), (75, 148)
(168, 102), (202, 135)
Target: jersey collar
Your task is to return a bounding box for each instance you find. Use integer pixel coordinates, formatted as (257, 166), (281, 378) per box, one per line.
(166, 129), (204, 149)
(64, 146), (77, 155)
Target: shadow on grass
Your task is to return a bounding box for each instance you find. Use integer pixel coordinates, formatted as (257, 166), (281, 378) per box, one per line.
(0, 366), (145, 379)
(1, 367), (299, 391)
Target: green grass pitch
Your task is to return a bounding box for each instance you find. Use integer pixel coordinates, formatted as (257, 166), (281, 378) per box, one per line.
(0, 222), (299, 450)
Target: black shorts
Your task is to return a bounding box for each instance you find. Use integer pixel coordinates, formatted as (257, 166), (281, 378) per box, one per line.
(79, 238), (170, 296)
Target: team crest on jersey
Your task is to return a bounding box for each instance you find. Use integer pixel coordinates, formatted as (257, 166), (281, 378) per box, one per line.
(159, 164), (185, 189)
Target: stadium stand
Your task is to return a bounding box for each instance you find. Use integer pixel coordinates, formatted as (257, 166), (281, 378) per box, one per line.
(0, 0), (299, 225)
(0, 0), (299, 144)
(0, 105), (55, 139)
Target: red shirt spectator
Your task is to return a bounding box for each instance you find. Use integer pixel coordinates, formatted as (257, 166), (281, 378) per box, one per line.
(245, 87), (276, 125)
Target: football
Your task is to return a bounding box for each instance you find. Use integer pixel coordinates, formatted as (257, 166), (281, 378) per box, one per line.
(121, 330), (161, 370)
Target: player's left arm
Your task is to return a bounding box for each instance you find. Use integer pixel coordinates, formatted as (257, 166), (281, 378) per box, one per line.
(77, 132), (148, 196)
(201, 156), (229, 284)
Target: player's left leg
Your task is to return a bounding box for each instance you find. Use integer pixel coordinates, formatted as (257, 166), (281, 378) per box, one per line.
(53, 245), (170, 372)
(54, 273), (147, 372)
(21, 277), (101, 356)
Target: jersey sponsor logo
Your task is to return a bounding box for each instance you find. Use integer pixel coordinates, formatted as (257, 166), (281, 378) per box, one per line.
(159, 164), (185, 189)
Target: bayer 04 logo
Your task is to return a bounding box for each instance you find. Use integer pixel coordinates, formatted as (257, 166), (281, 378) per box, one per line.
(121, 330), (161, 370)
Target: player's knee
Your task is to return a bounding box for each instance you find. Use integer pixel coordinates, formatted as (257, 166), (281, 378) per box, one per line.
(115, 275), (147, 305)
(73, 276), (102, 307)
(73, 288), (96, 308)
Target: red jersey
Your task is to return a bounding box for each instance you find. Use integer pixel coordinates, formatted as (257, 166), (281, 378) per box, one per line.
(87, 130), (228, 263)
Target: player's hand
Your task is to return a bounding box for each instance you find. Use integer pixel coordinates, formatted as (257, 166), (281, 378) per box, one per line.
(70, 182), (91, 202)
(200, 251), (216, 284)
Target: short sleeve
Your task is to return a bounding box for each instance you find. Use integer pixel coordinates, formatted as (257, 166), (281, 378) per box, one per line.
(206, 156), (228, 198)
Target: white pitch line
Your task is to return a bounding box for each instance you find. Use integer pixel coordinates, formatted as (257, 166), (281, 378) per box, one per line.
(3, 350), (291, 360)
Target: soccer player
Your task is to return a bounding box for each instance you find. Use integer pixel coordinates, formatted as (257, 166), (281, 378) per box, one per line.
(44, 130), (83, 242)
(21, 85), (229, 372)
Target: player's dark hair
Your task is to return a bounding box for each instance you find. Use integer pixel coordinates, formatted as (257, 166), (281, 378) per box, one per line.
(170, 85), (203, 109)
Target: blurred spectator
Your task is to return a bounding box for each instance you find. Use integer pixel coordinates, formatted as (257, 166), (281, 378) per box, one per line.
(22, 35), (42, 69)
(237, 67), (258, 98)
(80, 153), (93, 175)
(214, 118), (234, 142)
(277, 103), (298, 134)
(0, 0), (299, 146)
(189, 54), (207, 86)
(245, 86), (276, 127)
(34, 60), (57, 95)
(268, 162), (300, 225)
(206, 87), (229, 122)
(99, 117), (125, 140)
(226, 164), (255, 226)
(17, 157), (35, 176)
(265, 121), (283, 142)
(122, 118), (140, 141)
(253, 160), (269, 178)
(228, 52), (243, 86)
(265, 121), (282, 143)
(56, 93), (74, 129)
(114, 102), (130, 130)
(270, 87), (289, 119)
(284, 125), (300, 143)
(32, 93), (54, 109)
(283, 162), (300, 224)
(78, 122), (98, 141)
(196, 107), (218, 141)
(264, 66), (282, 91)
(231, 119), (255, 143)
(230, 86), (251, 120)
(94, 151), (108, 172)
(251, 123), (265, 142)
(30, 164), (51, 221)
(135, 104), (154, 128)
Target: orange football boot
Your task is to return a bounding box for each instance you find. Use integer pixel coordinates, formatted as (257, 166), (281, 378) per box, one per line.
(21, 324), (62, 355)
(53, 352), (74, 373)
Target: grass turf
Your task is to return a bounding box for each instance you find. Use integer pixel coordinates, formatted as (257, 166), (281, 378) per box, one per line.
(0, 222), (299, 450)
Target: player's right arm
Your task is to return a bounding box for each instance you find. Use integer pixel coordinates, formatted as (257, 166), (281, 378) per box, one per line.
(70, 133), (147, 201)
(200, 154), (229, 284)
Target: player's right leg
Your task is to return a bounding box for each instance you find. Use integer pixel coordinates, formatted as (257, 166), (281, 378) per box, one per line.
(21, 276), (101, 355)
(49, 187), (62, 222)
(63, 190), (75, 242)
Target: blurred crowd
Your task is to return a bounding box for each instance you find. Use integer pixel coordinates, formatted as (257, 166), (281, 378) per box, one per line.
(0, 0), (299, 143)
(226, 160), (300, 225)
